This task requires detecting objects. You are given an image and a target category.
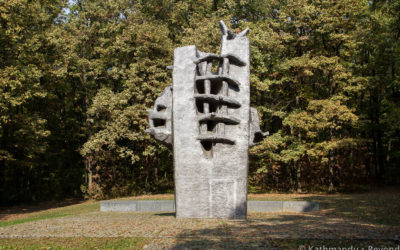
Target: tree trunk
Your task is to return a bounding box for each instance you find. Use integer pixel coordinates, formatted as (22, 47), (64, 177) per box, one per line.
(328, 151), (334, 193)
(86, 156), (93, 192)
(81, 44), (93, 194)
(296, 161), (302, 193)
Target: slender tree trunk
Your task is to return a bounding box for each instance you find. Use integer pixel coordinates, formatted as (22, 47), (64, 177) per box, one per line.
(328, 156), (334, 193)
(154, 164), (158, 182)
(81, 47), (93, 194)
(296, 161), (302, 193)
(386, 139), (391, 164)
(86, 156), (92, 191)
(365, 152), (371, 178)
(377, 128), (385, 179)
(288, 163), (294, 191)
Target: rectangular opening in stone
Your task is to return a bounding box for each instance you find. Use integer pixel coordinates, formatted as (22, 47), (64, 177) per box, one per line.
(210, 80), (222, 95)
(196, 64), (201, 76)
(153, 118), (166, 128)
(200, 140), (213, 158)
(209, 102), (218, 113)
(196, 99), (204, 113)
(206, 120), (217, 132)
(196, 80), (205, 94)
(156, 105), (166, 112)
(211, 60), (220, 74)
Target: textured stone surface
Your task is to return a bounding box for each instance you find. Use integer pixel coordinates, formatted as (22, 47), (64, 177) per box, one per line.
(283, 201), (319, 212)
(146, 86), (172, 144)
(100, 200), (175, 212)
(147, 21), (267, 219)
(100, 200), (318, 213)
(249, 107), (269, 147)
(247, 201), (283, 212)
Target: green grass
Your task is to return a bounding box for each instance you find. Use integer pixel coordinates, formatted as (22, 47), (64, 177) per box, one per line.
(0, 202), (99, 228)
(116, 189), (400, 226)
(2, 188), (399, 229)
(1, 190), (399, 249)
(0, 213), (69, 227)
(297, 189), (400, 226)
(0, 237), (150, 249)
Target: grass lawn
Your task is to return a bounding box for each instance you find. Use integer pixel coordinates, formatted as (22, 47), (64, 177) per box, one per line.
(115, 187), (400, 226)
(0, 187), (399, 249)
(0, 237), (150, 249)
(0, 201), (99, 227)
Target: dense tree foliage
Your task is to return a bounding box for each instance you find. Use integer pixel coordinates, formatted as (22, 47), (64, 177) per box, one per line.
(0, 0), (399, 204)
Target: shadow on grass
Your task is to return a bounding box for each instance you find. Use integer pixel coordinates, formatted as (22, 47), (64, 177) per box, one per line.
(167, 188), (400, 248)
(171, 235), (400, 249)
(0, 199), (85, 223)
(292, 188), (400, 227)
(155, 212), (175, 216)
(169, 212), (400, 249)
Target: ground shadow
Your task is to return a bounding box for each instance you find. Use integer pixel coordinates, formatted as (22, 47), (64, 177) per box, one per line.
(166, 188), (400, 249)
(155, 212), (175, 216)
(291, 187), (400, 227)
(0, 199), (84, 221)
(169, 212), (400, 249)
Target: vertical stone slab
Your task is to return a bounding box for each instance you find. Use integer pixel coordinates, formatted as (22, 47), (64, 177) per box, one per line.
(173, 46), (210, 218)
(173, 39), (250, 218)
(148, 21), (267, 219)
(210, 23), (250, 219)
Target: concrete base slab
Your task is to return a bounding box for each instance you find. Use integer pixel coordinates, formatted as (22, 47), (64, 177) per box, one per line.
(100, 200), (175, 212)
(100, 200), (318, 213)
(248, 201), (319, 212)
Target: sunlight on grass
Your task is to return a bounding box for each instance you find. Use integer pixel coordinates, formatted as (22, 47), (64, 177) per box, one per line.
(0, 214), (69, 227)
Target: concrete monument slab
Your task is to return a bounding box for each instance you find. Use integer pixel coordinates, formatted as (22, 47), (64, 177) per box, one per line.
(146, 21), (268, 219)
(100, 200), (319, 213)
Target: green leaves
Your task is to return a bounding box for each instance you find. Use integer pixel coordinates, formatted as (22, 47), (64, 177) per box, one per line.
(0, 0), (63, 203)
(1, 0), (400, 202)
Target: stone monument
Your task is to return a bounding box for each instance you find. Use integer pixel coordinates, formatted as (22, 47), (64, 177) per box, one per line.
(146, 21), (267, 219)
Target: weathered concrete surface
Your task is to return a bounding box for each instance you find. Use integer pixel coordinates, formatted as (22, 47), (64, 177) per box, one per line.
(249, 107), (269, 147)
(146, 86), (172, 144)
(282, 201), (319, 212)
(248, 201), (319, 212)
(247, 201), (283, 212)
(147, 21), (268, 219)
(100, 200), (175, 212)
(172, 33), (249, 219)
(100, 200), (319, 213)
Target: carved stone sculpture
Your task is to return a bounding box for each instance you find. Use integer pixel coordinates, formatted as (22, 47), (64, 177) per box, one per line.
(146, 21), (268, 219)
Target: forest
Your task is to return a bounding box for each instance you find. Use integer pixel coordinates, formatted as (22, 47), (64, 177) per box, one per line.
(0, 0), (399, 205)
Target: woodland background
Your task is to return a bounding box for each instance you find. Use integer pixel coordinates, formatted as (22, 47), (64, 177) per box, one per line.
(1, 0), (399, 204)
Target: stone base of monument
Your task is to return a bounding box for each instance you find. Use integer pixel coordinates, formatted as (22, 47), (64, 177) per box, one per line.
(100, 200), (319, 213)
